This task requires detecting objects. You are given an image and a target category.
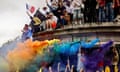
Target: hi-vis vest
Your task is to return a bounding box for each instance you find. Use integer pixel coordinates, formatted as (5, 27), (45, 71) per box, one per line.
(33, 17), (41, 25)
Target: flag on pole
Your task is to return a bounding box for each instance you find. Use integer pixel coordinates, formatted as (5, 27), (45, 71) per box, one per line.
(26, 3), (35, 14)
(26, 3), (29, 10)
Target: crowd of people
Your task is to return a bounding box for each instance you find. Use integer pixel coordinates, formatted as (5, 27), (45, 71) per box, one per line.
(26, 0), (120, 33)
(21, 0), (120, 41)
(19, 0), (120, 71)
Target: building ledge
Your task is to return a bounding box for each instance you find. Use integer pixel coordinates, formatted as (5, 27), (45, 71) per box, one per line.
(33, 22), (120, 36)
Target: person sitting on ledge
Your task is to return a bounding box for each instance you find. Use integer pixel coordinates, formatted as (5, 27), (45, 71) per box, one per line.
(46, 12), (58, 30)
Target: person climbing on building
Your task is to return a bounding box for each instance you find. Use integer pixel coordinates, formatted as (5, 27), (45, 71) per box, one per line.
(21, 24), (32, 41)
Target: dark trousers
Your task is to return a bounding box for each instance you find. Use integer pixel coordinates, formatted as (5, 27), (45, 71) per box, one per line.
(114, 6), (120, 19)
(32, 25), (40, 33)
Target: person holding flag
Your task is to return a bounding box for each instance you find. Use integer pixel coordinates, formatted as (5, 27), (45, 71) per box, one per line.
(26, 11), (41, 33)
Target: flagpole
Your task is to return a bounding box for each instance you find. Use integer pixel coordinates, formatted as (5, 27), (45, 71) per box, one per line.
(57, 62), (60, 72)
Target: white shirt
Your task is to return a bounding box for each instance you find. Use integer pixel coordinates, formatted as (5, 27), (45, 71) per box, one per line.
(51, 16), (58, 23)
(40, 9), (50, 17)
(65, 5), (74, 14)
(71, 0), (83, 9)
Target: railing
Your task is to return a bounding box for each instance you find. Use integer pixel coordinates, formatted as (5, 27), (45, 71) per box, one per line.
(32, 21), (120, 43)
(34, 21), (120, 34)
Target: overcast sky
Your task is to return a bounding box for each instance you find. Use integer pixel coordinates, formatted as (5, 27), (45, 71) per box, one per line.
(0, 0), (46, 46)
